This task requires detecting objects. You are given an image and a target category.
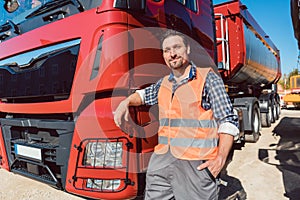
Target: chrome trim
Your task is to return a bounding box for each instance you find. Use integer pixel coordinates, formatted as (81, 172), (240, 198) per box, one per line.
(0, 39), (81, 69)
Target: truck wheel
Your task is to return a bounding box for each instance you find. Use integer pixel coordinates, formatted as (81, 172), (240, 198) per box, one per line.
(271, 101), (276, 123)
(245, 104), (260, 142)
(261, 104), (272, 127)
(275, 102), (280, 120)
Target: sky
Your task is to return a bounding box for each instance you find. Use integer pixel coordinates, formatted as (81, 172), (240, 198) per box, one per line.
(213, 0), (299, 76)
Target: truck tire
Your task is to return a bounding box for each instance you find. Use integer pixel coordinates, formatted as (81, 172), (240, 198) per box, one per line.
(245, 104), (260, 142)
(261, 103), (272, 127)
(275, 102), (280, 120)
(270, 100), (276, 123)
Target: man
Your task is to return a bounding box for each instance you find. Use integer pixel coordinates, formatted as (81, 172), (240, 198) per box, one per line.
(114, 30), (239, 200)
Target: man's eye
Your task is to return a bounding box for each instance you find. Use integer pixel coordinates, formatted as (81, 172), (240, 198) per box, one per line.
(174, 45), (181, 50)
(164, 49), (170, 53)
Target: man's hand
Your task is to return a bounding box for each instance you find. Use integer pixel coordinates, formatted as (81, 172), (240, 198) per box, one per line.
(113, 92), (143, 128)
(197, 155), (226, 178)
(114, 99), (130, 128)
(197, 133), (234, 177)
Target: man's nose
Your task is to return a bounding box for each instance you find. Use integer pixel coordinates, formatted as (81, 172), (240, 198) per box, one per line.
(170, 48), (177, 57)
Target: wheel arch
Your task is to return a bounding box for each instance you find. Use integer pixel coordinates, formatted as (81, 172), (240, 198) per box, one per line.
(233, 97), (260, 132)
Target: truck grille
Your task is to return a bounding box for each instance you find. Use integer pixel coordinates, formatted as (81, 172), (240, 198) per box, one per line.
(0, 39), (80, 103)
(0, 117), (74, 188)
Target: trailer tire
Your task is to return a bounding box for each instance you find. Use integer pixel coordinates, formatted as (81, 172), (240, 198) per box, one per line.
(245, 104), (260, 143)
(277, 102), (281, 115)
(261, 103), (272, 127)
(261, 113), (270, 127)
(270, 100), (276, 123)
(275, 102), (280, 120)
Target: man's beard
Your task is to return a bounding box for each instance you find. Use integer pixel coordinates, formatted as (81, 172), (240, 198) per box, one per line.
(169, 58), (183, 69)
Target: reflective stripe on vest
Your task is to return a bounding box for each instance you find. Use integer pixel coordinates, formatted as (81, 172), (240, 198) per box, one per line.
(159, 118), (218, 128)
(158, 136), (218, 148)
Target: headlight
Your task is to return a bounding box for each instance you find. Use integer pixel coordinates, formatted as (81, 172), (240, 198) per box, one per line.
(83, 141), (123, 167)
(86, 179), (121, 191)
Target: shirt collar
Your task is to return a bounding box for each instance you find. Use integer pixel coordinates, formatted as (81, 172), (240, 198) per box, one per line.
(168, 62), (197, 82)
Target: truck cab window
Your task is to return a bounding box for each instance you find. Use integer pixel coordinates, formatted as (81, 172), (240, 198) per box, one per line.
(0, 0), (103, 26)
(176, 0), (198, 12)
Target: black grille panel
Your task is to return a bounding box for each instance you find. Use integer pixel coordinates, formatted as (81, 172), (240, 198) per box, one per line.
(0, 117), (74, 188)
(0, 39), (80, 103)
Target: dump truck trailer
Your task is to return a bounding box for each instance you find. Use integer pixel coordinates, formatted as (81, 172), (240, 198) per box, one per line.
(214, 1), (281, 142)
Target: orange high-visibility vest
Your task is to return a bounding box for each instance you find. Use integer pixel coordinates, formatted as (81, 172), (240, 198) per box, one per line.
(155, 67), (219, 160)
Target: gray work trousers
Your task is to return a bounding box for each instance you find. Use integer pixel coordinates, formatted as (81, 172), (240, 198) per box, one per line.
(144, 150), (219, 200)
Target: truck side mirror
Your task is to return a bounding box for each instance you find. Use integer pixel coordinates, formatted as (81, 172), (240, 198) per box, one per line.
(113, 0), (146, 12)
(4, 0), (20, 13)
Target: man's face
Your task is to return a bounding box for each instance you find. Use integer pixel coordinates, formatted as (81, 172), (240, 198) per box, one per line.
(162, 35), (190, 70)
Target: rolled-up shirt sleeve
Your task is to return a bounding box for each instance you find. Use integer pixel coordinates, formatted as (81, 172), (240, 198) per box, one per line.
(203, 72), (239, 137)
(135, 89), (146, 104)
(135, 78), (163, 106)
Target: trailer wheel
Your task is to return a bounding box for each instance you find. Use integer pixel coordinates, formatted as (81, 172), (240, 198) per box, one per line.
(245, 104), (260, 142)
(270, 100), (276, 123)
(261, 103), (272, 127)
(277, 101), (281, 115)
(275, 102), (280, 120)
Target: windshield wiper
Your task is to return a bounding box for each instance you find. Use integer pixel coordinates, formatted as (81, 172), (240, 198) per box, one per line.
(26, 0), (84, 19)
(0, 20), (20, 34)
(7, 20), (20, 34)
(0, 20), (21, 41)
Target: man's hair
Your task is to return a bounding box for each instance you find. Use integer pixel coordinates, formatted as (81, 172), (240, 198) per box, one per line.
(160, 29), (189, 49)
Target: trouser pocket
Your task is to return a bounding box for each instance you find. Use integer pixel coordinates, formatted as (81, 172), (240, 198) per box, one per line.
(204, 167), (216, 182)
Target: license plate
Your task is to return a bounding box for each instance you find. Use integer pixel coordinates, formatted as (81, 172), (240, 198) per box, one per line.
(15, 144), (42, 161)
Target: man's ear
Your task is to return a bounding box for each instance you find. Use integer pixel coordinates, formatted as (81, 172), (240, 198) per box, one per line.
(187, 45), (191, 55)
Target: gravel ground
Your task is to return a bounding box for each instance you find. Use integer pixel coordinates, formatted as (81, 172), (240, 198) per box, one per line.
(0, 169), (83, 200)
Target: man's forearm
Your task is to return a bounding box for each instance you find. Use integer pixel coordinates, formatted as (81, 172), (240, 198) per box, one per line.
(217, 133), (234, 160)
(114, 92), (143, 127)
(126, 92), (143, 106)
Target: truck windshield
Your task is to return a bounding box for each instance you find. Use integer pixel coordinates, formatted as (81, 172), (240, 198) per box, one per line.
(0, 0), (102, 25)
(0, 0), (51, 24)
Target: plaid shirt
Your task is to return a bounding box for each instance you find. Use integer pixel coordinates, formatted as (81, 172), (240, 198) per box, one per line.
(138, 63), (239, 136)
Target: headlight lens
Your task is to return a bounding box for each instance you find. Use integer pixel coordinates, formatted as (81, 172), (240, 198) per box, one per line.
(86, 179), (121, 191)
(83, 141), (123, 167)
